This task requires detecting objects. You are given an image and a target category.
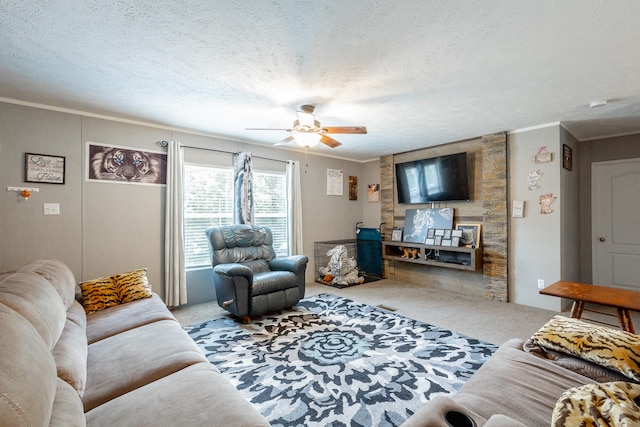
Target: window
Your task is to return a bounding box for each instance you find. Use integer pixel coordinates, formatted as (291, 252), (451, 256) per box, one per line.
(183, 164), (287, 268)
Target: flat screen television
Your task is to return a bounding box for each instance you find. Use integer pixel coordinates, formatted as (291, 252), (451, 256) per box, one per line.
(395, 152), (470, 203)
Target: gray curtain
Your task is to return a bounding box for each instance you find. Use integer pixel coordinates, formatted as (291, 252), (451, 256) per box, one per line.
(286, 160), (304, 255)
(163, 141), (187, 307)
(233, 152), (254, 224)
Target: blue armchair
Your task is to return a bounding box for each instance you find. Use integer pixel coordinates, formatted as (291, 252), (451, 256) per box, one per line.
(205, 224), (308, 322)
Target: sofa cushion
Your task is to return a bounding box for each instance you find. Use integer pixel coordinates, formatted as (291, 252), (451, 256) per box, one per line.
(53, 301), (88, 396)
(530, 315), (640, 382)
(85, 293), (176, 344)
(83, 319), (209, 411)
(0, 302), (58, 427)
(85, 362), (270, 427)
(79, 275), (120, 314)
(112, 268), (152, 303)
(523, 337), (633, 383)
(0, 270), (67, 349)
(552, 381), (640, 427)
(49, 378), (86, 427)
(451, 339), (593, 426)
(18, 259), (78, 310)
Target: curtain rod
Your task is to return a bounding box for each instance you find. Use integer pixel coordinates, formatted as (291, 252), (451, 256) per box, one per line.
(156, 140), (288, 164)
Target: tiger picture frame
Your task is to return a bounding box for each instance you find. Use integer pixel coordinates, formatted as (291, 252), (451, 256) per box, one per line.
(86, 142), (167, 185)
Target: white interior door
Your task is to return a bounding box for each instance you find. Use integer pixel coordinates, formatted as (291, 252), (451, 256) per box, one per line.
(592, 158), (640, 290)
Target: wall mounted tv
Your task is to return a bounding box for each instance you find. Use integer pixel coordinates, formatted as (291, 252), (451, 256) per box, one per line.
(395, 152), (470, 204)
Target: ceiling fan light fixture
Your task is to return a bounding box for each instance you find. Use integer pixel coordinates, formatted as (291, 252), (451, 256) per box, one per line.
(296, 110), (316, 127)
(293, 132), (321, 147)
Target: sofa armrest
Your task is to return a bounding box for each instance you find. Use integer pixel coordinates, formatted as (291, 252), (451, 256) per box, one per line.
(400, 395), (486, 427)
(485, 414), (529, 427)
(213, 263), (253, 280)
(268, 255), (308, 274)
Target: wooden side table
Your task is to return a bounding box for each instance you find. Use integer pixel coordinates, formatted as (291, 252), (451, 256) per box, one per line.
(540, 281), (640, 334)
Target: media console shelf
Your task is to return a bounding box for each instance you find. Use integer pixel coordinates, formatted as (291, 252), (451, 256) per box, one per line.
(382, 241), (482, 271)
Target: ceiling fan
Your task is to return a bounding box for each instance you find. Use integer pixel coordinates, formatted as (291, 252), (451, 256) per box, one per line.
(246, 104), (367, 148)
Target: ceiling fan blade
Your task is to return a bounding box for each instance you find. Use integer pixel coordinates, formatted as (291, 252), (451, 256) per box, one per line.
(320, 134), (342, 148)
(275, 136), (295, 146)
(322, 126), (367, 134)
(245, 128), (291, 131)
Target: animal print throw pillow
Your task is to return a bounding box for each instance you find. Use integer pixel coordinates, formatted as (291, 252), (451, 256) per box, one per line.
(79, 275), (119, 314)
(113, 268), (152, 304)
(80, 268), (152, 313)
(552, 381), (640, 427)
(530, 315), (640, 382)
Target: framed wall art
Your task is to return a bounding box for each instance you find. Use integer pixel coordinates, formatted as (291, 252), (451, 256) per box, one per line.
(25, 153), (65, 184)
(86, 142), (167, 185)
(455, 223), (482, 248)
(562, 144), (573, 171)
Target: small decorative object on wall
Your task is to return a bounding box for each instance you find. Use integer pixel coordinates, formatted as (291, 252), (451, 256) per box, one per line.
(367, 183), (380, 202)
(512, 200), (525, 218)
(539, 193), (557, 214)
(403, 208), (454, 243)
(456, 223), (482, 248)
(391, 227), (404, 242)
(349, 176), (358, 200)
(527, 169), (543, 190)
(562, 144), (573, 171)
(25, 153), (65, 184)
(327, 169), (343, 195)
(534, 146), (552, 163)
(86, 142), (167, 185)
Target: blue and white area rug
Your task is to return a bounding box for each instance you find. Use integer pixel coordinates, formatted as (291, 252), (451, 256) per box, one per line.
(185, 293), (497, 427)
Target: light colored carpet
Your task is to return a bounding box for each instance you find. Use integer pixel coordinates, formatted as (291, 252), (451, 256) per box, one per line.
(173, 279), (564, 345)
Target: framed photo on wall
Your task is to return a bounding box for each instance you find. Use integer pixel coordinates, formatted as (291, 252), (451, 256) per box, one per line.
(455, 223), (482, 248)
(25, 153), (65, 184)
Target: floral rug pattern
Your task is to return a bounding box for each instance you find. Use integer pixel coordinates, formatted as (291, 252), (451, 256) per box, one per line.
(185, 293), (496, 427)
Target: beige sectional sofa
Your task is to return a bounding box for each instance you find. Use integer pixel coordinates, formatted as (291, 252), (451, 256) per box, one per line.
(0, 259), (269, 427)
(402, 322), (640, 426)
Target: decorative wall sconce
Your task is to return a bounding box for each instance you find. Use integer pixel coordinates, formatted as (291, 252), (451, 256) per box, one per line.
(20, 189), (31, 201)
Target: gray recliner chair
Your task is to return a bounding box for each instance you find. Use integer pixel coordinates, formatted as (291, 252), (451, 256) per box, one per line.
(205, 224), (308, 322)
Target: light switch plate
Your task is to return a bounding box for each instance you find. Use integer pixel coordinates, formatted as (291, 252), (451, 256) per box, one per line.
(44, 203), (60, 215)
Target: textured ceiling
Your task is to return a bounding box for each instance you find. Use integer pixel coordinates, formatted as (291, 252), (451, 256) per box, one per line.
(2, 1), (640, 161)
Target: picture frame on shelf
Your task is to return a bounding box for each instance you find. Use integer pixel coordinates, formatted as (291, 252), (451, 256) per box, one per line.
(425, 238), (435, 245)
(434, 236), (442, 246)
(391, 227), (404, 242)
(455, 223), (482, 248)
(441, 239), (452, 247)
(451, 236), (460, 247)
(443, 229), (452, 239)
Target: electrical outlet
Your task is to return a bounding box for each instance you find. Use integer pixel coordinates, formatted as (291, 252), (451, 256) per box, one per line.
(43, 203), (60, 215)
(537, 279), (545, 289)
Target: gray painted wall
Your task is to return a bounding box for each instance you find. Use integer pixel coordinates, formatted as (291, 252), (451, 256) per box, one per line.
(3, 101), (639, 310)
(0, 102), (374, 305)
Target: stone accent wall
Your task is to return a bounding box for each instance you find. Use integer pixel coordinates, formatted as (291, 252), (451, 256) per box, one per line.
(481, 132), (508, 301)
(380, 154), (395, 278)
(379, 133), (508, 301)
